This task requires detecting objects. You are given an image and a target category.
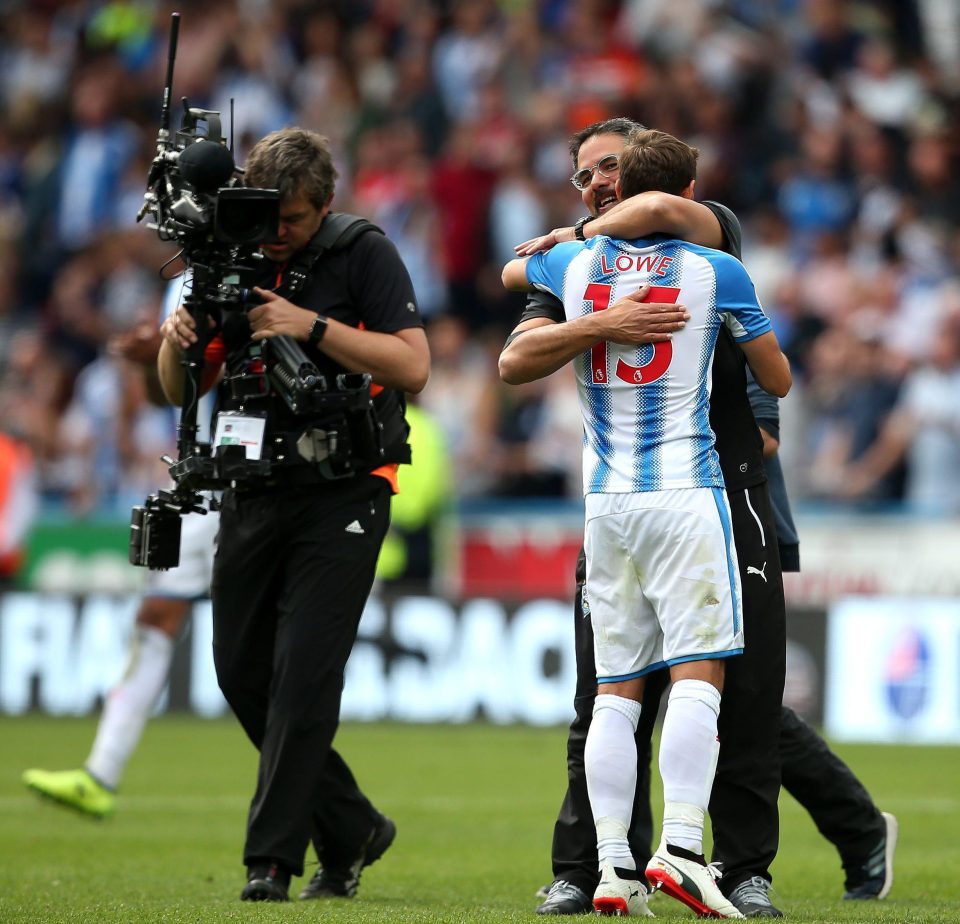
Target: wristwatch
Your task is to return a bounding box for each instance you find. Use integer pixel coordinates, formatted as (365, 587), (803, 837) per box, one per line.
(574, 215), (595, 241)
(308, 314), (329, 344)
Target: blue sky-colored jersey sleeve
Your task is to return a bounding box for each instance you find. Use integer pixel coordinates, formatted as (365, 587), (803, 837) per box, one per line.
(712, 252), (772, 343)
(525, 242), (583, 300)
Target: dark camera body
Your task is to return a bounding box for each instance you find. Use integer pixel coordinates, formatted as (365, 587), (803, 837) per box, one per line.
(140, 92), (280, 253)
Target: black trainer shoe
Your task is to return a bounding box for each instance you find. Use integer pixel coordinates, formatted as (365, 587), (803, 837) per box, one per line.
(843, 811), (898, 900)
(299, 813), (396, 900)
(727, 876), (783, 918)
(241, 861), (290, 902)
(536, 879), (593, 915)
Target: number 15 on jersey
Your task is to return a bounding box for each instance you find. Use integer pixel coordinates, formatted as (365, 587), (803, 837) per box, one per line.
(584, 284), (680, 386)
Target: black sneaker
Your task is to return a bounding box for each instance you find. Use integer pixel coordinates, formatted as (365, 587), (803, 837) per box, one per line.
(727, 876), (783, 918)
(536, 879), (593, 915)
(299, 813), (396, 900)
(241, 861), (290, 902)
(843, 811), (898, 900)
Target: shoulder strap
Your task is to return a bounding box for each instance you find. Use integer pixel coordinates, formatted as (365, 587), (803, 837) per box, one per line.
(314, 212), (383, 253)
(282, 213), (384, 297)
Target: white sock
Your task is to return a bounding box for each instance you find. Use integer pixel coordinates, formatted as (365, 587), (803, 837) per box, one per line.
(85, 625), (175, 789)
(586, 694), (642, 869)
(659, 679), (722, 854)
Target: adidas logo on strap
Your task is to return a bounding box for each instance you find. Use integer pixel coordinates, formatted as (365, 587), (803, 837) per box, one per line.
(345, 520), (365, 535)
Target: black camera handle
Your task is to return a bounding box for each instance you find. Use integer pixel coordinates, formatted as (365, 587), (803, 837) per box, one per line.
(175, 261), (218, 462)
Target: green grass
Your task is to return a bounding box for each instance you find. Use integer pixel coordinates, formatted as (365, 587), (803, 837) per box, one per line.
(1, 717), (957, 923)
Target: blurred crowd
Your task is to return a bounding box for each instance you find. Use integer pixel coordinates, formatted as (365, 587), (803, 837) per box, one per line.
(1, 0), (959, 527)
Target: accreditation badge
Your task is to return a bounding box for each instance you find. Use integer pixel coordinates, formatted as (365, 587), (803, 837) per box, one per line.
(213, 411), (267, 460)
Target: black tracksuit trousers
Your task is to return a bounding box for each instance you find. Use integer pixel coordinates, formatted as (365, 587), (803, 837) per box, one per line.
(779, 706), (885, 874)
(550, 482), (881, 895)
(211, 475), (391, 876)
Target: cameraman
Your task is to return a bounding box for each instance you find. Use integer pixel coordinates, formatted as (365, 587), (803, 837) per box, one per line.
(158, 128), (429, 902)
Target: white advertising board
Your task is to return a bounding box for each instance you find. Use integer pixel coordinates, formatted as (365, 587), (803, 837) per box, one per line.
(0, 592), (578, 726)
(825, 596), (960, 744)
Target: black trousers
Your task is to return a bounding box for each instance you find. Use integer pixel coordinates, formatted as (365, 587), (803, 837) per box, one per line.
(710, 483), (786, 890)
(550, 482), (877, 895)
(211, 475), (390, 876)
(779, 705), (885, 872)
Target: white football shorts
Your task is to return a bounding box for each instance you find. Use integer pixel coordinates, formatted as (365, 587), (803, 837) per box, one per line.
(584, 486), (743, 682)
(145, 505), (219, 599)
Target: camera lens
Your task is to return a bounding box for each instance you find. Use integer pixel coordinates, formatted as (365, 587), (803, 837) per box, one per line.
(215, 188), (280, 245)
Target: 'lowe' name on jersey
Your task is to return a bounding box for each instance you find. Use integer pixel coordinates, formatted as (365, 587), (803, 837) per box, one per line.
(526, 235), (771, 495)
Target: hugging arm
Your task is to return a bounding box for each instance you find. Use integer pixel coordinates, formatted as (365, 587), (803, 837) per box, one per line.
(739, 332), (792, 398)
(499, 286), (689, 385)
(514, 194), (727, 256)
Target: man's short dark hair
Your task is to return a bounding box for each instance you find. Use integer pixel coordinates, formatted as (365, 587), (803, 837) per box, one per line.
(569, 117), (645, 166)
(244, 127), (338, 208)
(618, 129), (699, 199)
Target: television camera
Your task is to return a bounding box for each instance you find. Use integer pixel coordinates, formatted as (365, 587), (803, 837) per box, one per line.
(130, 13), (381, 571)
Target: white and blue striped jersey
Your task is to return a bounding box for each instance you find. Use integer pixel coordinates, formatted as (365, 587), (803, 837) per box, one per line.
(525, 234), (772, 495)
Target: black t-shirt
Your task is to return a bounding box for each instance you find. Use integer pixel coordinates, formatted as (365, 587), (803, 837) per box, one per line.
(515, 200), (764, 494)
(220, 222), (423, 465)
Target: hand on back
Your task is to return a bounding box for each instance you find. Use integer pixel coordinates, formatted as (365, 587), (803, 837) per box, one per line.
(601, 286), (690, 346)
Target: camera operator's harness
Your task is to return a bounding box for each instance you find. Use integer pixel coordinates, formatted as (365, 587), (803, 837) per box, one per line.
(220, 212), (412, 483)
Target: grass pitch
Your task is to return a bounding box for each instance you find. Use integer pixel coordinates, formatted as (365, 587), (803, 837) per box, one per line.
(2, 716), (957, 923)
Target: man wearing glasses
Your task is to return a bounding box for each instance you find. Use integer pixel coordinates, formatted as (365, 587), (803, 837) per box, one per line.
(503, 118), (896, 916)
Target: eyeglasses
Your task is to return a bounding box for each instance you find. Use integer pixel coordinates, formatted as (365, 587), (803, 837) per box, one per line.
(570, 154), (620, 190)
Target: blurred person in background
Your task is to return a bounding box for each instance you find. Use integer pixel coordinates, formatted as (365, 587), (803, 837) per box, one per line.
(431, 0), (503, 123)
(804, 323), (904, 506)
(797, 0), (866, 82)
(487, 375), (574, 499)
(386, 47), (449, 155)
(37, 230), (172, 516)
(419, 315), (500, 498)
(22, 276), (218, 818)
(0, 426), (37, 591)
(430, 120), (498, 330)
(841, 310), (960, 515)
(844, 36), (930, 135)
(375, 400), (453, 590)
(777, 125), (857, 262)
(22, 511), (218, 817)
(0, 7), (74, 113)
(0, 327), (73, 498)
(209, 18), (296, 147)
(350, 124), (447, 321)
(46, 56), (140, 262)
(845, 121), (904, 271)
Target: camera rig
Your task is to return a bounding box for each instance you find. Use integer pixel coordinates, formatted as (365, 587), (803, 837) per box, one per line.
(130, 14), (383, 570)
